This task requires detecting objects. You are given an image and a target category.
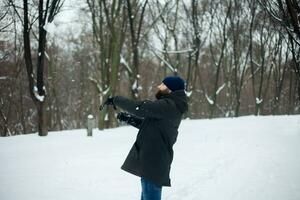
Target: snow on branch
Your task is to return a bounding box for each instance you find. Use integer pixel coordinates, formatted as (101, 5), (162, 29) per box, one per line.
(216, 83), (226, 95)
(153, 51), (175, 72)
(120, 55), (132, 74)
(132, 80), (137, 91)
(205, 93), (214, 105)
(89, 77), (102, 93)
(103, 86), (110, 95)
(143, 40), (175, 72)
(45, 51), (50, 61)
(33, 86), (45, 102)
(148, 48), (175, 72)
(186, 90), (192, 97)
(252, 59), (261, 67)
(256, 97), (263, 104)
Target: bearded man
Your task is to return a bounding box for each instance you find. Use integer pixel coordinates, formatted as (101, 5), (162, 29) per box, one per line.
(102, 76), (188, 200)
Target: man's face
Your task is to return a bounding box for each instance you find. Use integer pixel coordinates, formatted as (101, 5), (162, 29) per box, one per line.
(157, 83), (169, 92)
(155, 83), (171, 99)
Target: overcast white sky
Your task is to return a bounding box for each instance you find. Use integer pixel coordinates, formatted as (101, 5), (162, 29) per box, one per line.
(46, 0), (88, 36)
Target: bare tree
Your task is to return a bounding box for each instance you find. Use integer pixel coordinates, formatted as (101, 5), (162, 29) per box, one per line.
(2, 0), (300, 136)
(206, 1), (231, 118)
(184, 0), (209, 94)
(146, 0), (180, 77)
(258, 0), (300, 100)
(87, 0), (127, 129)
(0, 1), (13, 61)
(0, 96), (12, 136)
(126, 0), (148, 99)
(228, 0), (251, 117)
(8, 0), (64, 136)
(269, 35), (288, 114)
(0, 2), (12, 33)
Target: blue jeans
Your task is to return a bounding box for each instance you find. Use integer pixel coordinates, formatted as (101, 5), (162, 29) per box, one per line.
(141, 177), (162, 200)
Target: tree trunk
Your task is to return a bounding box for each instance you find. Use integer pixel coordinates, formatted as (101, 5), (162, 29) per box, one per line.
(37, 102), (47, 136)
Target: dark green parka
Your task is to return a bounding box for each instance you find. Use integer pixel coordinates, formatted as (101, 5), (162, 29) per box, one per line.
(114, 90), (188, 187)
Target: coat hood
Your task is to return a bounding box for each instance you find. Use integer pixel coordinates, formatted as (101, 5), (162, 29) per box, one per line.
(162, 90), (188, 114)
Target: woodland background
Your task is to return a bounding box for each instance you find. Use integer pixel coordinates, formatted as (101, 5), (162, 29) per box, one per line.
(0, 0), (299, 136)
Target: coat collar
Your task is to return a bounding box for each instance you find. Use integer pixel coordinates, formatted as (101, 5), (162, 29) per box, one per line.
(160, 90), (188, 113)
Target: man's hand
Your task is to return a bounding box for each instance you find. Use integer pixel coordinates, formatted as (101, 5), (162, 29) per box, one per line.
(117, 112), (130, 122)
(99, 97), (116, 111)
(117, 112), (144, 129)
(104, 97), (115, 106)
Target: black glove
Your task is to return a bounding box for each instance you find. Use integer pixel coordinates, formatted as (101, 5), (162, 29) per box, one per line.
(104, 97), (115, 105)
(117, 112), (131, 122)
(99, 97), (116, 111)
(117, 112), (144, 129)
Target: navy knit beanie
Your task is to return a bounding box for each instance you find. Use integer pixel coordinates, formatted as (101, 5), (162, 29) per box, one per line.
(162, 76), (185, 92)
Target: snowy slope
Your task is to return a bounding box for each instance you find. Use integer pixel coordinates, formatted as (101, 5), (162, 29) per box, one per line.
(1, 115), (300, 200)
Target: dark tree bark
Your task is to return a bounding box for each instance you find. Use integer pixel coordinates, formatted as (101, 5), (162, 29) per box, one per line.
(87, 0), (127, 129)
(126, 0), (148, 99)
(258, 0), (300, 101)
(208, 1), (231, 118)
(21, 0), (64, 136)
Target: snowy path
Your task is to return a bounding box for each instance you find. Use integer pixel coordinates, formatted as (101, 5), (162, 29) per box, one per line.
(1, 115), (300, 200)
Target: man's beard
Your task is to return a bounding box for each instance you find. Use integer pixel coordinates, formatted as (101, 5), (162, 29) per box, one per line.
(155, 89), (170, 99)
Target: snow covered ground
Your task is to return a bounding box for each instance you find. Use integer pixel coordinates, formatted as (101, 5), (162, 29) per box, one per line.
(1, 115), (300, 200)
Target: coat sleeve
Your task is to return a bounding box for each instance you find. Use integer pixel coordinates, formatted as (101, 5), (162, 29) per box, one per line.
(113, 96), (175, 119)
